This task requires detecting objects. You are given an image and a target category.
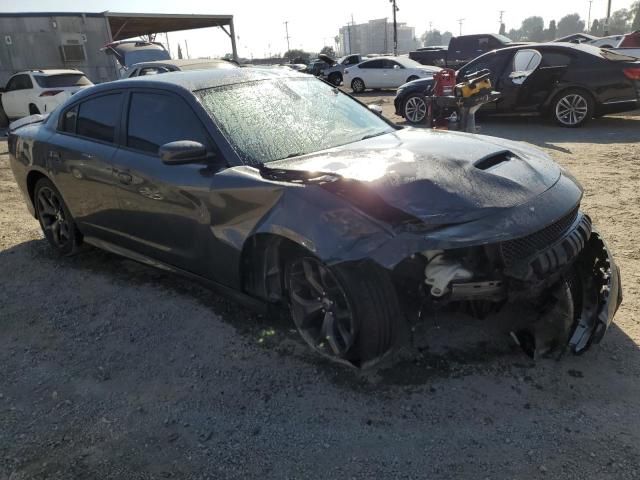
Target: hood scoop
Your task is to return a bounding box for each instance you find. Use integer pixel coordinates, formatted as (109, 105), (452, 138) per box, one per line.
(474, 150), (514, 171)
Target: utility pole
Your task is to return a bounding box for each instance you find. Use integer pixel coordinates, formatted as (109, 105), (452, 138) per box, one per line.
(429, 21), (433, 31)
(284, 21), (291, 62)
(587, 0), (593, 29)
(604, 0), (612, 35)
(348, 14), (354, 55)
(458, 18), (464, 36)
(499, 10), (505, 33)
(389, 0), (399, 56)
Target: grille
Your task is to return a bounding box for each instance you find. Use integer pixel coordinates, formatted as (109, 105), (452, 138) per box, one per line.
(500, 207), (580, 267)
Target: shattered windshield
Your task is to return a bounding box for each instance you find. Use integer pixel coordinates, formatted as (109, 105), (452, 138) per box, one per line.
(195, 77), (394, 165)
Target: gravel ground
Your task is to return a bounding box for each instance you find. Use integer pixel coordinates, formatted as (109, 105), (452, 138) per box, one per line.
(1, 98), (639, 479)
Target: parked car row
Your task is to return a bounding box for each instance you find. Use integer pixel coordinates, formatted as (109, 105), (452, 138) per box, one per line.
(395, 42), (640, 127)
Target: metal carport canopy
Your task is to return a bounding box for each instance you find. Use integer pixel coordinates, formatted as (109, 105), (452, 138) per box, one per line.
(105, 12), (238, 60)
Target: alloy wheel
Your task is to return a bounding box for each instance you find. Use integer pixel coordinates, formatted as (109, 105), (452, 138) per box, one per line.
(352, 79), (365, 93)
(36, 187), (71, 249)
(287, 257), (357, 359)
(404, 96), (427, 123)
(555, 94), (589, 126)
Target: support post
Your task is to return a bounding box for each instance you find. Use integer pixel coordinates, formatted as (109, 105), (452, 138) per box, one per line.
(229, 18), (238, 62)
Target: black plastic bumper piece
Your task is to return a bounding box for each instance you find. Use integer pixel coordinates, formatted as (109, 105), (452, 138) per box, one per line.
(569, 231), (622, 353)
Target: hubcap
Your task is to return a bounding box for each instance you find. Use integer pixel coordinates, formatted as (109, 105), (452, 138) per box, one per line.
(288, 257), (356, 358)
(37, 187), (70, 248)
(556, 94), (588, 126)
(405, 96), (427, 123)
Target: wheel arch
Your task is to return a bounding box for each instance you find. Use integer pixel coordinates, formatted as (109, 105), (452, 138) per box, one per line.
(542, 84), (597, 112)
(26, 169), (50, 218)
(240, 232), (314, 303)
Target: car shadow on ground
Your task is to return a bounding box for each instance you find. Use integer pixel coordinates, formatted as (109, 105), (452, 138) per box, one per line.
(1, 238), (637, 390)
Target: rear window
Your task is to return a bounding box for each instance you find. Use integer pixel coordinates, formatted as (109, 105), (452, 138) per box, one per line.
(77, 93), (122, 143)
(34, 74), (92, 88)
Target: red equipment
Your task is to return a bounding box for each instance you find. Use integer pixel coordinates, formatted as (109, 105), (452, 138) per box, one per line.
(432, 68), (457, 96)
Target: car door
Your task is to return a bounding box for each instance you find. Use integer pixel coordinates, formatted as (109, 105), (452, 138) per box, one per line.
(2, 74), (33, 118)
(494, 49), (543, 112)
(359, 59), (385, 88)
(383, 59), (406, 87)
(458, 50), (512, 113)
(48, 92), (125, 242)
(110, 89), (219, 275)
(515, 50), (573, 109)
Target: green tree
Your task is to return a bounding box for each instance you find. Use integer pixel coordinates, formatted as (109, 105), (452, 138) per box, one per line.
(520, 16), (545, 41)
(441, 31), (454, 46)
(284, 49), (310, 63)
(556, 13), (586, 38)
(421, 29), (443, 46)
(633, 1), (640, 30)
(319, 46), (335, 58)
(508, 28), (522, 41)
(545, 19), (557, 40)
(608, 8), (633, 34)
(590, 19), (601, 36)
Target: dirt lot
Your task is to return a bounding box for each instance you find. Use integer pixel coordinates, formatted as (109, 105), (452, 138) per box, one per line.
(1, 97), (639, 479)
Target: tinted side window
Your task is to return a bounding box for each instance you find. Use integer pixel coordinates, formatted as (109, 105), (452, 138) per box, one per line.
(459, 52), (509, 80)
(61, 105), (78, 133)
(6, 75), (32, 91)
(127, 92), (210, 154)
(541, 52), (572, 67)
(139, 67), (169, 76)
(360, 60), (383, 69)
(77, 93), (122, 143)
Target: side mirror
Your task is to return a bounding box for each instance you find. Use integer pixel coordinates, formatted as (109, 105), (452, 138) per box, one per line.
(159, 140), (209, 165)
(369, 104), (383, 115)
(393, 65), (401, 70)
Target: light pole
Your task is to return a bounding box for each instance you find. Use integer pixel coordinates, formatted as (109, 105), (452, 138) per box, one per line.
(389, 0), (398, 56)
(458, 18), (465, 36)
(587, 0), (593, 30)
(284, 21), (291, 62)
(604, 0), (612, 35)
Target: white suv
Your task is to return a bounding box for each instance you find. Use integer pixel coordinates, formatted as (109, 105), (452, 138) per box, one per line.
(0, 69), (93, 121)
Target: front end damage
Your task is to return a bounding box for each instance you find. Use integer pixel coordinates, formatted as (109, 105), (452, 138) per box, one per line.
(390, 209), (622, 359)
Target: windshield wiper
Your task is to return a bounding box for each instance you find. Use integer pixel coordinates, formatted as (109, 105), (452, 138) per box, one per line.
(256, 163), (342, 183)
(361, 130), (391, 141)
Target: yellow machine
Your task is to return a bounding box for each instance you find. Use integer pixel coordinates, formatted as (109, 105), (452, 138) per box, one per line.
(456, 70), (492, 98)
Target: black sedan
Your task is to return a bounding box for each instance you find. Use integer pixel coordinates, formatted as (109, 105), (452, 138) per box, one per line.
(395, 43), (640, 127)
(8, 69), (621, 367)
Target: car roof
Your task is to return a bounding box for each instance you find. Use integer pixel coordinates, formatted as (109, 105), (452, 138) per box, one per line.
(77, 67), (308, 100)
(16, 69), (84, 76)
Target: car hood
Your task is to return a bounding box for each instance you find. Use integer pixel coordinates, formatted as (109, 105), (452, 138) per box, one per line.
(318, 54), (337, 66)
(266, 128), (563, 226)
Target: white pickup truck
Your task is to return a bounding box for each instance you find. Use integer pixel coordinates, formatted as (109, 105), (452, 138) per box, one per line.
(599, 31), (640, 59)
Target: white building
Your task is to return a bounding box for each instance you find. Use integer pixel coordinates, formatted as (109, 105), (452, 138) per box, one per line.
(338, 18), (417, 56)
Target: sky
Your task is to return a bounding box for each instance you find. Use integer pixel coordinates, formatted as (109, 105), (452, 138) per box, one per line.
(1, 0), (637, 59)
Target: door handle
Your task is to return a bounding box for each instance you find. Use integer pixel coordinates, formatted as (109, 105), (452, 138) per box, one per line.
(116, 171), (133, 185)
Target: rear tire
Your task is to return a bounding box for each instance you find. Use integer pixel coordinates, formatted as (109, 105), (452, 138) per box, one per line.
(328, 72), (342, 86)
(351, 78), (366, 93)
(34, 178), (82, 256)
(285, 255), (403, 367)
(551, 89), (594, 128)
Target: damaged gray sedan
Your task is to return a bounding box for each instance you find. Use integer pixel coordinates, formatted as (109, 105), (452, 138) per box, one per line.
(8, 68), (622, 367)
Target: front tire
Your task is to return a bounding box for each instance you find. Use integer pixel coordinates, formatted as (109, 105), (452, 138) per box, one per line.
(551, 89), (593, 128)
(34, 178), (82, 256)
(285, 256), (402, 367)
(403, 94), (428, 124)
(351, 78), (365, 93)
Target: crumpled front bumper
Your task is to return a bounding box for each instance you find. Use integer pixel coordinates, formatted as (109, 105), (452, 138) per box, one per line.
(568, 230), (622, 353)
